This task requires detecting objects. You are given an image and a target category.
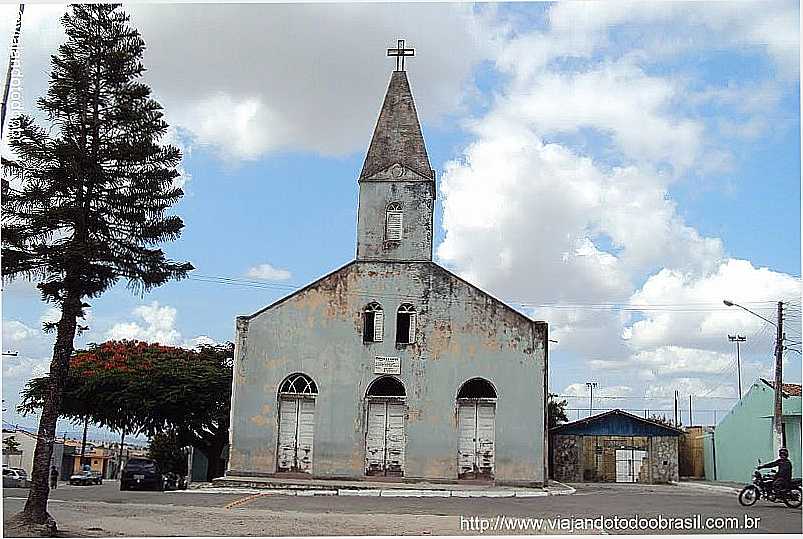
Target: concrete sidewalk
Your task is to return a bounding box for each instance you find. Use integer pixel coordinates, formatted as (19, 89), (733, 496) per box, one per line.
(204, 475), (575, 498)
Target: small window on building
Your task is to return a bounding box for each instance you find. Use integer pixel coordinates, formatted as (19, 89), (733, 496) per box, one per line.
(396, 303), (416, 344)
(385, 203), (403, 242)
(364, 302), (384, 343)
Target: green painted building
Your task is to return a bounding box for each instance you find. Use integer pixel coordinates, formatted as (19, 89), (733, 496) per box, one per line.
(706, 379), (801, 482)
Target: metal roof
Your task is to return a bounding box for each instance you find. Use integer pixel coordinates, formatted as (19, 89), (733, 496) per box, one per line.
(550, 409), (684, 437)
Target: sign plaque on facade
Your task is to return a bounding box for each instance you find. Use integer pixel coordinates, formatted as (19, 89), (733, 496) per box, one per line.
(374, 356), (401, 375)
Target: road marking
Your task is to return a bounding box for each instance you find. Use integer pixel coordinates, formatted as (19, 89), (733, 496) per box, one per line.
(223, 492), (268, 509)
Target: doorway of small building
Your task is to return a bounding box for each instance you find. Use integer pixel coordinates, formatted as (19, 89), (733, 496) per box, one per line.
(365, 376), (406, 477)
(582, 436), (650, 482)
(456, 378), (497, 480)
(276, 373), (318, 474)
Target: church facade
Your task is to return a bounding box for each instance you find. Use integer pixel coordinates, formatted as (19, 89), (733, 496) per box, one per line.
(227, 55), (549, 485)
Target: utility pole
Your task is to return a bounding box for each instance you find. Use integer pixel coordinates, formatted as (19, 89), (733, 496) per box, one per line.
(772, 301), (784, 453)
(674, 390), (679, 427)
(585, 382), (598, 417)
(80, 417), (89, 468)
(116, 428), (126, 479)
(728, 334), (746, 399)
(689, 394), (693, 426)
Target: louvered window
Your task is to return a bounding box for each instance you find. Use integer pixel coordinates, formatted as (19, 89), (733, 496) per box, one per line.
(396, 303), (416, 344)
(363, 302), (384, 343)
(385, 203), (403, 242)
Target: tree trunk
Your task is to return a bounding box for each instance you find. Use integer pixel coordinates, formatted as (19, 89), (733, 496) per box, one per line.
(18, 292), (81, 527)
(203, 441), (226, 482)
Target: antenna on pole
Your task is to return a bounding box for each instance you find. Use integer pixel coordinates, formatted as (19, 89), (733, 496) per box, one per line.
(728, 334), (746, 399)
(585, 382), (598, 418)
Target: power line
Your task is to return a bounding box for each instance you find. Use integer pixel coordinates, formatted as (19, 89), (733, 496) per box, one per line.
(187, 274), (789, 313)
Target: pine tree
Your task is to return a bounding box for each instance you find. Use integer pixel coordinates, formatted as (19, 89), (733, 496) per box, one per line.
(1, 4), (192, 528)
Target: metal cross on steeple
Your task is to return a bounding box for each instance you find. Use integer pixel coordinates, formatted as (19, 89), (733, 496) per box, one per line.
(387, 39), (415, 71)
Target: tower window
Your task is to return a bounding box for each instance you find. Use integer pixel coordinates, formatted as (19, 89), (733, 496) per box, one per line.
(385, 202), (403, 242)
(396, 303), (417, 344)
(364, 302), (384, 343)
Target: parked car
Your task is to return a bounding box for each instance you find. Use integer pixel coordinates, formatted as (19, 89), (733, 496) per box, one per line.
(120, 458), (163, 491)
(69, 469), (102, 486)
(2, 467), (28, 488)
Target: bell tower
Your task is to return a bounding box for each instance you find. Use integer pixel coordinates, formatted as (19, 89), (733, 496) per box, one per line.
(356, 40), (435, 263)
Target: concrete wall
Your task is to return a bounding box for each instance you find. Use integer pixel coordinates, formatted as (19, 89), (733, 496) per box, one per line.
(713, 380), (802, 482)
(356, 176), (435, 262)
(228, 261), (547, 485)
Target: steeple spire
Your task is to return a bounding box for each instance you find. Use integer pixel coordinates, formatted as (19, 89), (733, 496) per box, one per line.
(359, 52), (434, 182)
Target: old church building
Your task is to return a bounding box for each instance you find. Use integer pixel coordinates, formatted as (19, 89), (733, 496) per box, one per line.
(227, 44), (549, 486)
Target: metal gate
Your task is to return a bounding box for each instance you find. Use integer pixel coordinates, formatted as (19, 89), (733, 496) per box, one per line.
(277, 397), (315, 473)
(365, 401), (406, 476)
(615, 449), (647, 483)
(457, 401), (495, 479)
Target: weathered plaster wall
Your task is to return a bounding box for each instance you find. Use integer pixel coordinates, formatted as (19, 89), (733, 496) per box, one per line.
(649, 436), (679, 483)
(356, 176), (435, 262)
(551, 434), (582, 483)
(228, 261), (547, 485)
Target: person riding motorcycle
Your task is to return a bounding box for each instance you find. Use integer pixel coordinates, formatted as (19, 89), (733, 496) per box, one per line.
(758, 447), (793, 496)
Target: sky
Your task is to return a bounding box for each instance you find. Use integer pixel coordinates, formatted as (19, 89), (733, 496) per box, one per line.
(1, 1), (801, 441)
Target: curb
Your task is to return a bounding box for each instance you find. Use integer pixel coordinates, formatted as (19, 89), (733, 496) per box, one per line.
(670, 481), (740, 495)
(188, 485), (575, 498)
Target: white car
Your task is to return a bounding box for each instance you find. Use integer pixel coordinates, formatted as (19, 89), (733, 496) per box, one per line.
(2, 467), (28, 488)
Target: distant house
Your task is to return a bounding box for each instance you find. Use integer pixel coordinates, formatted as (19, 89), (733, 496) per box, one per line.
(707, 379), (801, 482)
(62, 439), (117, 478)
(550, 409), (683, 484)
(2, 428), (63, 478)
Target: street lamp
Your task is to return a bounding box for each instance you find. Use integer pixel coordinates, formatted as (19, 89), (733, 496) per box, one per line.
(722, 300), (776, 326)
(723, 299), (784, 453)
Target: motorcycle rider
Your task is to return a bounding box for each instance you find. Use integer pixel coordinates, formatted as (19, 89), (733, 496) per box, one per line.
(758, 447), (792, 497)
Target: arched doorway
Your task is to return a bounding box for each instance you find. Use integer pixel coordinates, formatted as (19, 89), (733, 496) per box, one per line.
(365, 376), (406, 477)
(456, 378), (497, 480)
(277, 373), (318, 474)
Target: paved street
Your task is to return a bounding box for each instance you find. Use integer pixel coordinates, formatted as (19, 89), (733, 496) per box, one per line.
(3, 481), (801, 536)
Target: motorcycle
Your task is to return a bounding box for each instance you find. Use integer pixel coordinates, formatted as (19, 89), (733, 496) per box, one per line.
(738, 467), (802, 509)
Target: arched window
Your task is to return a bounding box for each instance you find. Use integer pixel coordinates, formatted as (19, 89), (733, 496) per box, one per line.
(363, 302), (384, 343)
(396, 303), (416, 344)
(366, 376), (406, 398)
(385, 202), (403, 242)
(457, 378), (497, 400)
(279, 373), (318, 396)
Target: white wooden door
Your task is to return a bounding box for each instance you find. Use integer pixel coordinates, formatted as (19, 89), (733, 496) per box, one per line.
(277, 397), (315, 473)
(457, 401), (495, 479)
(365, 401), (406, 476)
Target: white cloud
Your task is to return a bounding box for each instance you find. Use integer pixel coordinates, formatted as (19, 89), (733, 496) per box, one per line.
(438, 1), (799, 409)
(105, 302), (223, 350)
(124, 3), (496, 160)
(181, 335), (220, 350)
(107, 301), (181, 345)
(626, 260), (800, 353)
(496, 60), (705, 171)
(246, 263), (292, 282)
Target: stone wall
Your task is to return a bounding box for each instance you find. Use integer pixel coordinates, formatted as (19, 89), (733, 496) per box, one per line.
(551, 434), (582, 483)
(649, 436), (679, 483)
